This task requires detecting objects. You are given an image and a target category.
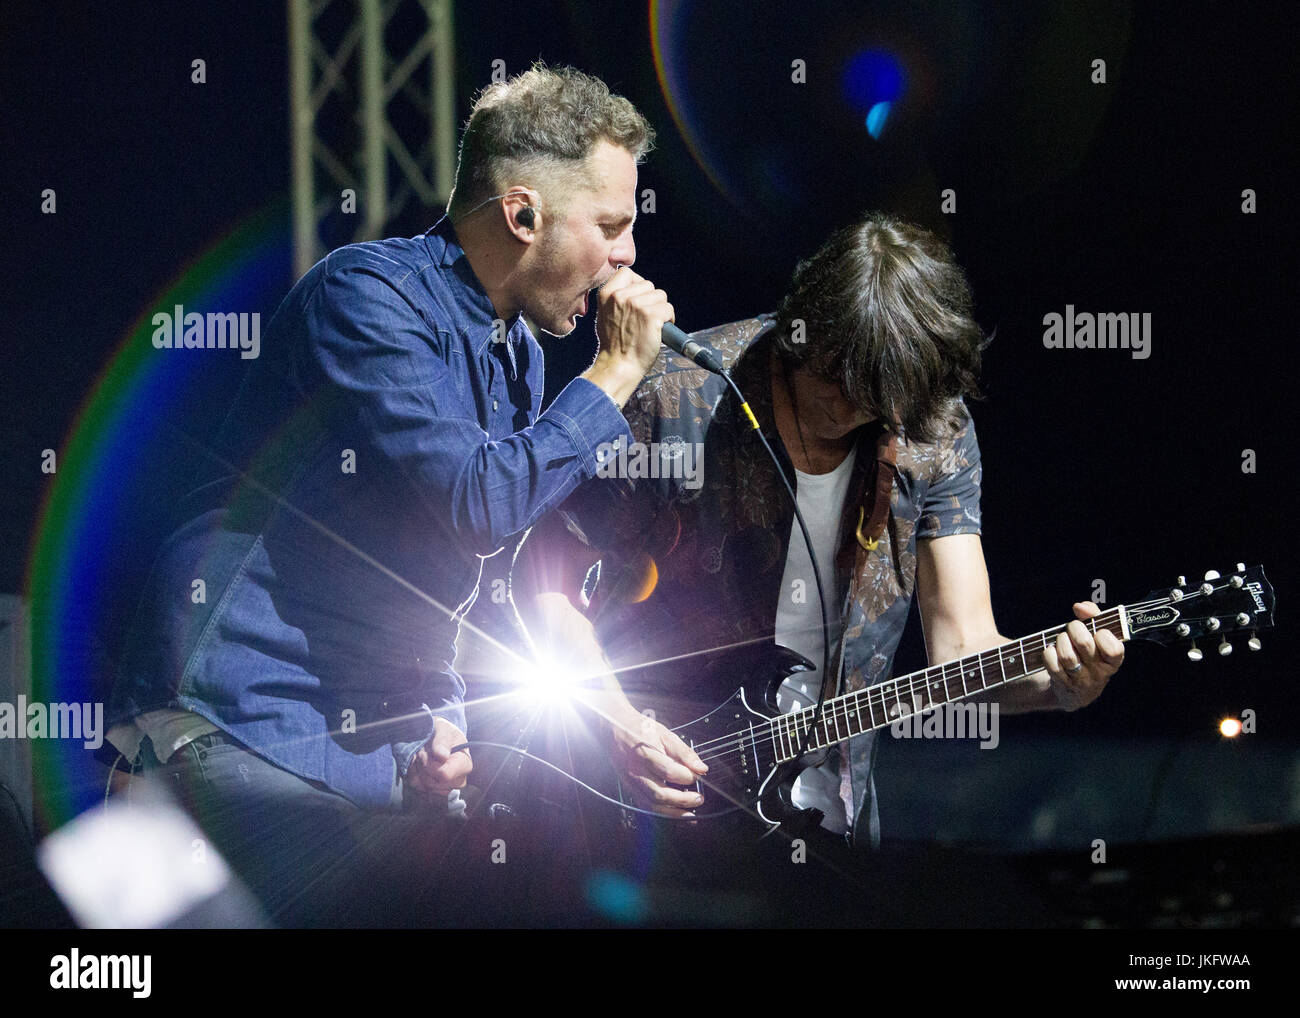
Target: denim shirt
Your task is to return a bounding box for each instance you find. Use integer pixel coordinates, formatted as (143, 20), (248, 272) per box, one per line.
(109, 217), (633, 808)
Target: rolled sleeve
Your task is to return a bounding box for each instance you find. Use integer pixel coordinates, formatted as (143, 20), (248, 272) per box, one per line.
(390, 698), (468, 777)
(390, 707), (436, 778)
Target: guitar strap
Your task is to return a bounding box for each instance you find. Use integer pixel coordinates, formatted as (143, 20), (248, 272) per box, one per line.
(855, 427), (898, 552)
(835, 423), (898, 577)
(825, 425), (898, 701)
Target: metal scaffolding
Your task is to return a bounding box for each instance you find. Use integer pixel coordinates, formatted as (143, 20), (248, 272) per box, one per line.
(288, 0), (457, 277)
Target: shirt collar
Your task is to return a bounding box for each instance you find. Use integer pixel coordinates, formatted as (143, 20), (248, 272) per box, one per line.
(423, 215), (508, 326)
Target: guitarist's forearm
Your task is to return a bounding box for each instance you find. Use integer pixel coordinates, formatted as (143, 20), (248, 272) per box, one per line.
(947, 632), (1059, 714)
(524, 590), (640, 723)
(512, 510), (602, 628)
(966, 665), (1056, 714)
(927, 612), (1092, 713)
(524, 586), (705, 796)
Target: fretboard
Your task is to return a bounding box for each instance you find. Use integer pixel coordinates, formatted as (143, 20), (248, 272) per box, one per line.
(770, 606), (1130, 762)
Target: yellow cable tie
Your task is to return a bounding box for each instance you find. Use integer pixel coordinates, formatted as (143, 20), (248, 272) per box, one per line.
(739, 401), (760, 431)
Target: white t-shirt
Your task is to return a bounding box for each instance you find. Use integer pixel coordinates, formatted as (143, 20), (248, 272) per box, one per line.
(773, 446), (857, 834)
(107, 710), (218, 765)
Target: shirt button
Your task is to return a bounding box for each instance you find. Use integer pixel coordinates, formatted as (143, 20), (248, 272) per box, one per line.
(493, 398), (499, 412)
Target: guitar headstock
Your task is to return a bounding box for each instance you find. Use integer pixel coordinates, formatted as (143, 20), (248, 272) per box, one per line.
(1125, 564), (1275, 658)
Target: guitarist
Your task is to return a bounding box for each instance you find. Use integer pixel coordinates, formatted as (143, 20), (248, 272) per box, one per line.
(515, 212), (1125, 846)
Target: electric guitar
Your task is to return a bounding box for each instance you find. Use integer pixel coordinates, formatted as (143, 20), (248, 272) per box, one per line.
(663, 564), (1276, 834)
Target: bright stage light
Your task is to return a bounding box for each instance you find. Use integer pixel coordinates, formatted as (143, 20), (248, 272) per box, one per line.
(1218, 717), (1242, 738)
(523, 655), (582, 705)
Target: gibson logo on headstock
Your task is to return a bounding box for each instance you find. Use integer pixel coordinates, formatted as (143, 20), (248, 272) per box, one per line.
(1247, 581), (1267, 614)
(1129, 606), (1179, 630)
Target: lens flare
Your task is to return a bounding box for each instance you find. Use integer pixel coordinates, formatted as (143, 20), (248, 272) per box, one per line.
(866, 101), (892, 139)
(523, 655), (582, 705)
(843, 49), (905, 111)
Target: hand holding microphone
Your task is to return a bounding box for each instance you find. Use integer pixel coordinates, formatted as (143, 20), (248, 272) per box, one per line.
(583, 265), (675, 407)
(582, 266), (728, 408)
(596, 265), (674, 375)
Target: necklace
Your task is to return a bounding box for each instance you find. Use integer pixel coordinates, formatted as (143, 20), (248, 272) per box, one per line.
(780, 355), (854, 474)
(780, 355), (815, 473)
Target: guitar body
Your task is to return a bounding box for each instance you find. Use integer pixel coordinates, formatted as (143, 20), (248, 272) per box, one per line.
(669, 641), (826, 835)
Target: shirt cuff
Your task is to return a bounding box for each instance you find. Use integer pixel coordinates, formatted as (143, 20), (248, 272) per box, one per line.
(541, 376), (635, 476)
(390, 700), (467, 777)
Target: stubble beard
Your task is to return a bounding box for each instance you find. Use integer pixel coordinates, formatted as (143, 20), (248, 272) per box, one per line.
(530, 223), (583, 338)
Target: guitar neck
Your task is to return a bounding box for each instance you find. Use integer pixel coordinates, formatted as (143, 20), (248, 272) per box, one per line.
(771, 606), (1131, 761)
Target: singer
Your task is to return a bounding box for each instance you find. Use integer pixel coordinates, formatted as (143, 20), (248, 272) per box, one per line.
(516, 213), (1125, 845)
(102, 63), (693, 921)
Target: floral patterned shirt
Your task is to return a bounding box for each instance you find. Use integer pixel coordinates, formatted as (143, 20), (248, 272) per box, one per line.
(554, 313), (983, 845)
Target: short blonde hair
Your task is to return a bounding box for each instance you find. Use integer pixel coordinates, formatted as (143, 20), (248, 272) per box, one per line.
(448, 62), (654, 221)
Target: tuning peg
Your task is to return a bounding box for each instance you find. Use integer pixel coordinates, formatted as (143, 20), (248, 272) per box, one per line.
(1231, 575), (1244, 588)
(1248, 633), (1262, 651)
(1206, 617), (1221, 632)
(1236, 562), (1246, 572)
(1200, 582), (1214, 595)
(1177, 575), (1187, 586)
(1187, 641), (1203, 662)
(1217, 638), (1232, 656)
(1237, 613), (1251, 626)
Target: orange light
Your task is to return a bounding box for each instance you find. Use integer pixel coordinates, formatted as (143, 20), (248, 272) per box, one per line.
(629, 555), (659, 603)
(1219, 717), (1242, 738)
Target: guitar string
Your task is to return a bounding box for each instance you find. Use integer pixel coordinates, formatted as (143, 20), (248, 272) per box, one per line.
(681, 587), (1235, 763)
(682, 608), (1138, 759)
(681, 584), (1216, 758)
(690, 616), (1152, 764)
(669, 576), (1256, 764)
(688, 629), (1113, 764)
(691, 591), (1250, 767)
(689, 631), (1119, 759)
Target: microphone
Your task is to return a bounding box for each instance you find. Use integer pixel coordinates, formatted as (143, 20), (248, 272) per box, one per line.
(661, 322), (725, 375)
(601, 265), (725, 374)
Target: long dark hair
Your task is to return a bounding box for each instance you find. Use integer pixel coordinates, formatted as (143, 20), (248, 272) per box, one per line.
(773, 213), (988, 443)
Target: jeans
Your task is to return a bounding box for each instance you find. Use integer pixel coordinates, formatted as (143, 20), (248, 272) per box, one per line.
(132, 732), (441, 925)
(137, 731), (401, 811)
